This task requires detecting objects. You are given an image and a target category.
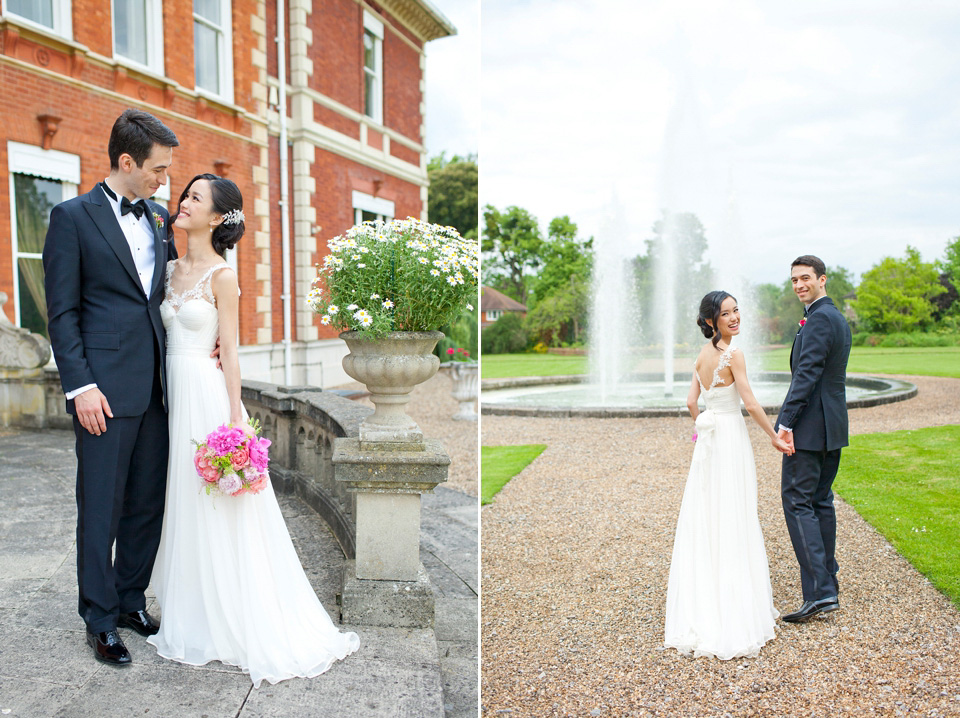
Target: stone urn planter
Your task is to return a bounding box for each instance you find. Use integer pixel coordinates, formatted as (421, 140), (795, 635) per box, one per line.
(438, 362), (478, 421)
(340, 330), (444, 447)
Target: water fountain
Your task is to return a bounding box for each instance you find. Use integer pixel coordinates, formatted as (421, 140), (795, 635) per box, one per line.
(480, 62), (917, 417)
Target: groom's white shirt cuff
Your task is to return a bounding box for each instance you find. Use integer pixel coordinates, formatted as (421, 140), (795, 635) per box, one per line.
(65, 383), (98, 400)
(778, 424), (793, 433)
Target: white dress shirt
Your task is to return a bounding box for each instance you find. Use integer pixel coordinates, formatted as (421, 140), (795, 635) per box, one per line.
(65, 180), (158, 401)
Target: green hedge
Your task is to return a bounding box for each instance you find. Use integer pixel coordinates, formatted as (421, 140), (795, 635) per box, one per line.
(851, 331), (960, 348)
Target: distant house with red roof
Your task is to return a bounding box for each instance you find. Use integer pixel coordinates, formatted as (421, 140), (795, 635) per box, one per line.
(480, 286), (527, 328)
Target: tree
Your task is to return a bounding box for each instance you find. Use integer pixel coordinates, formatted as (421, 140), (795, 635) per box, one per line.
(480, 311), (529, 354)
(525, 274), (591, 346)
(530, 215), (593, 304)
(427, 153), (478, 240)
(935, 235), (960, 317)
(753, 264), (855, 343)
(633, 211), (714, 347)
(939, 235), (960, 287)
(850, 246), (946, 333)
(481, 204), (543, 302)
(824, 266), (855, 314)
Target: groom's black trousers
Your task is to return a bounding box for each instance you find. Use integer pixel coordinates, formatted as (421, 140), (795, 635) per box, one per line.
(781, 448), (841, 602)
(74, 367), (168, 634)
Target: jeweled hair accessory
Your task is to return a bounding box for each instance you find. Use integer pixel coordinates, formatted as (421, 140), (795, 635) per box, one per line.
(222, 208), (245, 226)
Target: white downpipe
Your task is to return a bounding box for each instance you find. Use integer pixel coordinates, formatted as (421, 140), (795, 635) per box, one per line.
(277, 0), (293, 386)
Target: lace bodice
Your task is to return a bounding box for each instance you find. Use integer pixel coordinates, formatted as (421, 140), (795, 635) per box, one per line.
(696, 346), (741, 412)
(163, 260), (229, 310)
(160, 261), (231, 356)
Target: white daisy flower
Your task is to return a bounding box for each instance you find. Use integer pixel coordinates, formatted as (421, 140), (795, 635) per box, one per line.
(382, 299), (394, 309)
(430, 269), (441, 276)
(370, 293), (381, 299)
(328, 304), (340, 315)
(353, 309), (373, 327)
(418, 257), (429, 265)
(320, 315), (331, 325)
(446, 275), (458, 286)
(347, 304), (359, 311)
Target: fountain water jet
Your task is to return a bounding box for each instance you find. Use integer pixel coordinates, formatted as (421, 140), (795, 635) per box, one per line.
(588, 197), (639, 403)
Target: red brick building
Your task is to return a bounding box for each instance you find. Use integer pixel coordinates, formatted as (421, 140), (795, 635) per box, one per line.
(0, 0), (454, 386)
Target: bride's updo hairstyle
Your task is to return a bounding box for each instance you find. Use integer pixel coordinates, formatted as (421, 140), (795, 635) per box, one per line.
(697, 290), (736, 349)
(175, 173), (245, 257)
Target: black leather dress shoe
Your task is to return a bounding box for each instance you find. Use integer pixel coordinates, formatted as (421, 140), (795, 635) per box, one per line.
(87, 630), (132, 666)
(118, 609), (161, 637)
(781, 596), (839, 623)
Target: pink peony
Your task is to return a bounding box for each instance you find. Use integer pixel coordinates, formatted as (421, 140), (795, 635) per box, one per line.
(248, 437), (271, 472)
(230, 445), (250, 471)
(446, 348), (455, 355)
(207, 426), (246, 456)
(246, 472), (269, 494)
(218, 473), (243, 496)
(195, 453), (220, 483)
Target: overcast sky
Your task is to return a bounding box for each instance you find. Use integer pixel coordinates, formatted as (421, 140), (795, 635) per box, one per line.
(480, 0), (960, 286)
(425, 0), (480, 159)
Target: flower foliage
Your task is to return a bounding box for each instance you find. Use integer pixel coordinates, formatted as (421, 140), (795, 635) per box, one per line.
(307, 218), (479, 336)
(193, 419), (271, 497)
(444, 347), (473, 363)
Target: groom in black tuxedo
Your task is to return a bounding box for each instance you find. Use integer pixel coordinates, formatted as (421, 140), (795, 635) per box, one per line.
(776, 255), (852, 623)
(43, 109), (179, 665)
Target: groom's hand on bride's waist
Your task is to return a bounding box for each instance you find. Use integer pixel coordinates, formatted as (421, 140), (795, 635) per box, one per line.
(74, 388), (114, 436)
(210, 337), (222, 370)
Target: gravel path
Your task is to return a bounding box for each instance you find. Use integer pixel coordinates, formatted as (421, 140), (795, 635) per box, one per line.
(481, 375), (960, 716)
(336, 371), (478, 496)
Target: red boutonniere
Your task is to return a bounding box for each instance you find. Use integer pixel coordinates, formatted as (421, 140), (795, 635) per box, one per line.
(153, 212), (164, 230)
(798, 318), (807, 328)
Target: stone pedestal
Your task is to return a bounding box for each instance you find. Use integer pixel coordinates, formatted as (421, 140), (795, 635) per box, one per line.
(0, 292), (52, 428)
(340, 560), (436, 628)
(333, 436), (449, 627)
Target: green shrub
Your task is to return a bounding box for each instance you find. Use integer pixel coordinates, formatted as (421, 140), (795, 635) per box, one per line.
(481, 312), (530, 354)
(852, 331), (960, 348)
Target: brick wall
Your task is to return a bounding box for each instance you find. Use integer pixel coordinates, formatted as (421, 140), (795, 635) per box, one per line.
(309, 148), (423, 340)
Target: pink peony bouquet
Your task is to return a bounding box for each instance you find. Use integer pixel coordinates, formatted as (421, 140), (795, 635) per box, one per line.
(193, 419), (271, 496)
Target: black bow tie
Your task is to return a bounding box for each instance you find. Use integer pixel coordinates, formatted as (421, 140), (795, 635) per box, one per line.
(121, 196), (146, 220)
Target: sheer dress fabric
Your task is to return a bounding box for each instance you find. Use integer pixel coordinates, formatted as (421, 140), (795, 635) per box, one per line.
(148, 261), (359, 687)
(664, 346), (778, 660)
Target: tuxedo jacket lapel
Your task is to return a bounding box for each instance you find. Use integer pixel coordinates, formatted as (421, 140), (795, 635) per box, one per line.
(82, 185), (143, 293)
(147, 202), (167, 299)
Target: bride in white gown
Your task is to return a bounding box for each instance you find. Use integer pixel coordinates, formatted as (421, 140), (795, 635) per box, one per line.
(147, 173), (359, 687)
(664, 291), (791, 660)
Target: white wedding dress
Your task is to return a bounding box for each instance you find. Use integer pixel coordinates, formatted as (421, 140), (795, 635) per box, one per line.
(148, 261), (359, 687)
(664, 346), (778, 660)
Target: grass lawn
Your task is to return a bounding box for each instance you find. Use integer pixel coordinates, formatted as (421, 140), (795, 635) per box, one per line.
(835, 425), (960, 609)
(481, 444), (547, 505)
(482, 347), (960, 379)
(482, 354), (587, 379)
(760, 346), (960, 377)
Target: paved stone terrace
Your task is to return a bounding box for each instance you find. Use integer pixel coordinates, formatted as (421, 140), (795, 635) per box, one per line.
(481, 376), (960, 716)
(0, 428), (478, 718)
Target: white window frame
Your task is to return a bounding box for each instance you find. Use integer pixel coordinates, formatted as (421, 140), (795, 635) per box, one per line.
(485, 310), (504, 322)
(193, 0), (234, 104)
(111, 0), (165, 77)
(1, 0), (73, 40)
(352, 190), (393, 225)
(362, 10), (383, 125)
(7, 141), (80, 329)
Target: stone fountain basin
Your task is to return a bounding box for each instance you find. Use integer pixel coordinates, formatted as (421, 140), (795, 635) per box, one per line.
(480, 372), (917, 418)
